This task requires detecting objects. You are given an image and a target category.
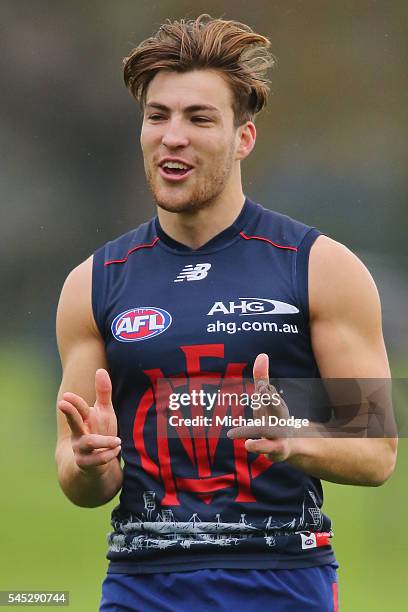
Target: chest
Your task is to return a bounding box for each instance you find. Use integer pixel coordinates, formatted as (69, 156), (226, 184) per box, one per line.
(103, 245), (312, 381)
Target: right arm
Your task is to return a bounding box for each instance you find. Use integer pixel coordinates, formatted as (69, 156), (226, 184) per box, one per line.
(55, 256), (123, 507)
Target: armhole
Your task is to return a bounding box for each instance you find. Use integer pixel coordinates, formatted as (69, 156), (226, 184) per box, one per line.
(91, 245), (108, 339)
(293, 228), (321, 323)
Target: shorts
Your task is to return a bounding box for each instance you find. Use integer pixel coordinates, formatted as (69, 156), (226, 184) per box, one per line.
(99, 565), (339, 611)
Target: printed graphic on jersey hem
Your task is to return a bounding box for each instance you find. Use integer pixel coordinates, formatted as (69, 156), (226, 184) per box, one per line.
(107, 489), (331, 554)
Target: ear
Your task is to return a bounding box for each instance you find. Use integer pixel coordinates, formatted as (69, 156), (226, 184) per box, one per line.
(235, 121), (256, 161)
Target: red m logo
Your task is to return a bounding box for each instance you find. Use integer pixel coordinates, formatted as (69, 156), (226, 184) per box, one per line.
(133, 344), (273, 506)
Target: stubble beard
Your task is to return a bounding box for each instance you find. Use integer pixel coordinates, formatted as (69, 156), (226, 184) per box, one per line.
(145, 145), (235, 214)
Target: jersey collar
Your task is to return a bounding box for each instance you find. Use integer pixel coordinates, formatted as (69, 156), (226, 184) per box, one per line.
(154, 196), (259, 254)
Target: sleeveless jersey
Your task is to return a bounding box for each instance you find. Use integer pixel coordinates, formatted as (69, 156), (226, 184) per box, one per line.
(92, 197), (336, 574)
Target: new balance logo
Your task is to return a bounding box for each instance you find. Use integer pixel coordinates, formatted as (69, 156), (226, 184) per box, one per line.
(174, 263), (211, 282)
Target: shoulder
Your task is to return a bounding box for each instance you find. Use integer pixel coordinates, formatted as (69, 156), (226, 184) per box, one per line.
(57, 256), (97, 342)
(309, 235), (381, 326)
(94, 219), (157, 267)
(56, 219), (154, 322)
(252, 201), (319, 249)
(62, 255), (93, 289)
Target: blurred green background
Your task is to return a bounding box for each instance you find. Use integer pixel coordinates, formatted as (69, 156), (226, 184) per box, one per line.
(1, 1), (407, 610)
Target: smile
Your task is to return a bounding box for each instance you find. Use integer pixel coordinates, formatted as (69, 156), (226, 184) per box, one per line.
(158, 166), (194, 182)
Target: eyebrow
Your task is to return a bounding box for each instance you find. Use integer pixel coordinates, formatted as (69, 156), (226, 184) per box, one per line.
(145, 102), (221, 115)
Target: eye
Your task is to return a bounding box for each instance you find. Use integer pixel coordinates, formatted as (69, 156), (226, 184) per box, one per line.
(147, 114), (165, 121)
(191, 116), (212, 123)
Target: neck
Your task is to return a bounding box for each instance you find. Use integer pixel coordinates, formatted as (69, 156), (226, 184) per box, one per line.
(157, 184), (246, 250)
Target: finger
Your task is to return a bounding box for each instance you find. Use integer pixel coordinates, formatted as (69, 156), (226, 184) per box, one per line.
(245, 437), (287, 460)
(251, 353), (272, 421)
(257, 388), (290, 421)
(227, 425), (272, 439)
(227, 424), (288, 440)
(95, 368), (112, 407)
(75, 434), (121, 454)
(76, 445), (121, 469)
(253, 353), (270, 391)
(62, 392), (90, 421)
(58, 400), (86, 437)
(252, 355), (291, 422)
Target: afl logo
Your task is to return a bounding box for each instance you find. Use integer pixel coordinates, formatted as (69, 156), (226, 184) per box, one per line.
(111, 307), (172, 342)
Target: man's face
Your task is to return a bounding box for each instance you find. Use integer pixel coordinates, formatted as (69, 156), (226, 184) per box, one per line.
(140, 69), (241, 213)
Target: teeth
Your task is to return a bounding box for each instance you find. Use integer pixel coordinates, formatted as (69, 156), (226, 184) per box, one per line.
(162, 161), (190, 170)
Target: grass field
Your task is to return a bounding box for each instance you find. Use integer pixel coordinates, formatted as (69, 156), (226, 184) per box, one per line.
(0, 344), (406, 611)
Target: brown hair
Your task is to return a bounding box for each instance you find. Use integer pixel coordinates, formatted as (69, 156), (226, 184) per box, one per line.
(123, 14), (275, 126)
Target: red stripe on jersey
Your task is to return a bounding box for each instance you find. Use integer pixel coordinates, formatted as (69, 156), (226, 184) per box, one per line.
(104, 237), (159, 266)
(332, 582), (339, 612)
(316, 532), (331, 547)
(240, 231), (298, 252)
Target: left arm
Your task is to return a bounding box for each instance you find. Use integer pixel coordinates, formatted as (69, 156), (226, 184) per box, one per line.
(287, 236), (397, 485)
(229, 236), (397, 486)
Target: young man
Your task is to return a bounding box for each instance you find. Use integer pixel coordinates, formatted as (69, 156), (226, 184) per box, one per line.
(55, 15), (397, 611)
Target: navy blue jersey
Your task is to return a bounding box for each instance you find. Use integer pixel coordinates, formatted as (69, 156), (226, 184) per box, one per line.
(92, 197), (336, 573)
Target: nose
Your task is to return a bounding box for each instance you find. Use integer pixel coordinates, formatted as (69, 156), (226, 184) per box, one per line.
(161, 118), (189, 149)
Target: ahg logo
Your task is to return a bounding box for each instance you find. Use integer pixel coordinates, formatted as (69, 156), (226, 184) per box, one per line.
(207, 298), (299, 316)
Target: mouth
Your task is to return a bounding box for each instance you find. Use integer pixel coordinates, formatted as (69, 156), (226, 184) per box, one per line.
(158, 161), (194, 183)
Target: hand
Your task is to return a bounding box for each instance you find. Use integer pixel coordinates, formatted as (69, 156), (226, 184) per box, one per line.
(57, 369), (121, 473)
(227, 353), (293, 462)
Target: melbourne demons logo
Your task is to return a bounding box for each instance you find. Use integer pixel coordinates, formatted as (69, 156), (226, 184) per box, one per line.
(133, 344), (274, 506)
(111, 307), (172, 342)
